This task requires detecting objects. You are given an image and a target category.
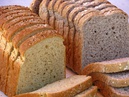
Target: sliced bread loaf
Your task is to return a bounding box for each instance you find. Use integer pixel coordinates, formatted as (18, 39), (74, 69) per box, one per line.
(13, 75), (92, 97)
(90, 71), (129, 87)
(94, 81), (129, 97)
(82, 57), (129, 75)
(38, 0), (129, 74)
(0, 6), (66, 97)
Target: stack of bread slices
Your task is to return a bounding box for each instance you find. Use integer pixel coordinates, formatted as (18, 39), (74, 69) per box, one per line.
(82, 57), (129, 97)
(30, 0), (129, 74)
(0, 5), (66, 97)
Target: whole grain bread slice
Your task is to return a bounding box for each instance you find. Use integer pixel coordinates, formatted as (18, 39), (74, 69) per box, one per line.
(82, 57), (129, 75)
(90, 71), (129, 87)
(13, 75), (92, 97)
(94, 81), (129, 97)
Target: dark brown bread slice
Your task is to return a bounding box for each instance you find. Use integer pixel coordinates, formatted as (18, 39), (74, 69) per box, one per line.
(12, 24), (52, 48)
(82, 57), (129, 75)
(90, 71), (129, 87)
(4, 18), (44, 42)
(39, 0), (50, 23)
(30, 0), (43, 14)
(94, 81), (129, 97)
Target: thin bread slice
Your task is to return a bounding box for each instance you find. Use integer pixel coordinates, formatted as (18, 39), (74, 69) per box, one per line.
(75, 86), (98, 97)
(12, 24), (52, 48)
(14, 75), (92, 97)
(82, 57), (129, 75)
(94, 81), (129, 97)
(4, 18), (44, 41)
(0, 8), (31, 28)
(30, 0), (43, 14)
(90, 71), (129, 87)
(3, 15), (39, 30)
(39, 0), (50, 23)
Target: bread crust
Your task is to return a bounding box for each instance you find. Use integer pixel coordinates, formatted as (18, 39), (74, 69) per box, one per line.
(90, 72), (129, 87)
(12, 24), (52, 48)
(30, 0), (43, 14)
(82, 57), (129, 75)
(5, 18), (43, 41)
(94, 81), (129, 97)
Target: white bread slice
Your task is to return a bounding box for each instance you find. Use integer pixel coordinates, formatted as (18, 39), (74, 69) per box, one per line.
(75, 86), (98, 97)
(13, 75), (92, 97)
(82, 57), (129, 75)
(90, 71), (129, 87)
(94, 81), (129, 97)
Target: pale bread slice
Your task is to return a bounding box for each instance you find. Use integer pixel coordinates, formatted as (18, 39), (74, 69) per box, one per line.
(13, 75), (92, 97)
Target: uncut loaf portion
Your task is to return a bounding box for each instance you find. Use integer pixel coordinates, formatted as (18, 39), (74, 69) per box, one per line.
(32, 0), (129, 74)
(0, 5), (66, 97)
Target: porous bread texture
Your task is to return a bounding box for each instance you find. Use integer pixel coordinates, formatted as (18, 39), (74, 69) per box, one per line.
(75, 86), (98, 97)
(0, 5), (66, 97)
(38, 0), (129, 74)
(13, 75), (92, 97)
(90, 71), (129, 87)
(82, 57), (129, 75)
(94, 81), (129, 97)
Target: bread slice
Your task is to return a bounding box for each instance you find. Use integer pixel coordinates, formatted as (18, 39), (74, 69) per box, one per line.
(82, 57), (129, 75)
(75, 86), (98, 97)
(30, 0), (43, 14)
(90, 71), (129, 87)
(94, 81), (129, 97)
(13, 75), (92, 97)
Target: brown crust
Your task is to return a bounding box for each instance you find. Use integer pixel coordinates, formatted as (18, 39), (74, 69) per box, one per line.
(96, 92), (104, 97)
(4, 18), (43, 42)
(39, 0), (50, 24)
(3, 14), (38, 30)
(0, 8), (31, 28)
(12, 24), (51, 48)
(75, 86), (98, 97)
(14, 93), (40, 97)
(30, 0), (43, 14)
(82, 57), (129, 75)
(94, 81), (129, 97)
(19, 30), (60, 56)
(90, 72), (129, 87)
(2, 12), (37, 30)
